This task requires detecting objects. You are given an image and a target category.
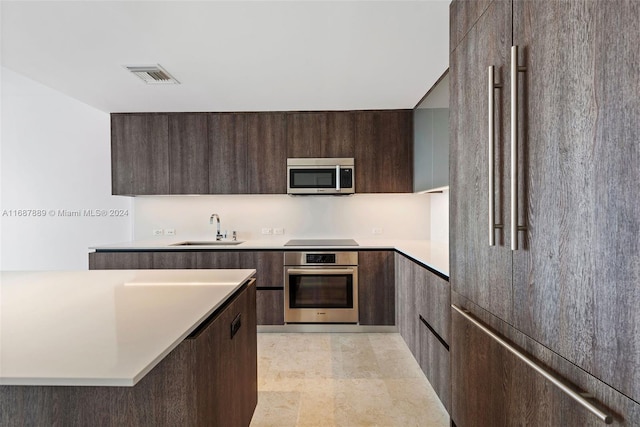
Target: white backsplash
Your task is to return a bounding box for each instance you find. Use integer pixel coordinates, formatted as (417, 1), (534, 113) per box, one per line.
(429, 190), (449, 244)
(133, 193), (439, 241)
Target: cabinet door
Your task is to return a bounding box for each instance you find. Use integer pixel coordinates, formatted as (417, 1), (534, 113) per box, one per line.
(449, 0), (492, 53)
(413, 108), (435, 191)
(89, 252), (154, 269)
(286, 111), (354, 158)
(246, 251), (283, 288)
(169, 113), (209, 194)
(418, 319), (450, 414)
(449, 0), (513, 322)
(247, 113), (287, 194)
(256, 289), (284, 325)
(208, 113), (248, 194)
(197, 251), (242, 269)
(396, 252), (451, 412)
(354, 111), (412, 193)
(246, 251), (284, 325)
(431, 108), (450, 189)
(451, 294), (640, 427)
(395, 253), (418, 355)
(415, 265), (450, 345)
(196, 280), (257, 426)
(413, 107), (449, 192)
(511, 0), (640, 402)
(358, 251), (395, 326)
(152, 252), (198, 269)
(111, 114), (169, 195)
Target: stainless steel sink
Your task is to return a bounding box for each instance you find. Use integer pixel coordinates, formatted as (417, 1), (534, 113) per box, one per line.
(170, 241), (244, 246)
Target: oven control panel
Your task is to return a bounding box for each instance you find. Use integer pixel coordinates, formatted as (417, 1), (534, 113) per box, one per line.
(306, 253), (336, 264)
(285, 251), (358, 266)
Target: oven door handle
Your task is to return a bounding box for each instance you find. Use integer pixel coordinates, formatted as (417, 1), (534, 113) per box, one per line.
(286, 268), (355, 275)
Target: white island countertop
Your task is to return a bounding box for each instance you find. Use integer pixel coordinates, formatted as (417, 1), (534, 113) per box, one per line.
(0, 269), (255, 387)
(90, 238), (449, 277)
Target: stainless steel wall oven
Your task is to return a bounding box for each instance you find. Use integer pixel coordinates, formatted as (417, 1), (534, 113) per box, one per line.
(284, 252), (358, 323)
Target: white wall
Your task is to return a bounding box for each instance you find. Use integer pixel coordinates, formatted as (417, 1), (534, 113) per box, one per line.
(133, 193), (432, 241)
(429, 190), (449, 244)
(0, 67), (131, 270)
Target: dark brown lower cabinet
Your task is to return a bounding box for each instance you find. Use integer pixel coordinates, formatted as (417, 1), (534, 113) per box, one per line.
(395, 252), (451, 413)
(153, 251), (199, 268)
(89, 251), (153, 269)
(418, 317), (450, 413)
(395, 253), (419, 354)
(0, 280), (257, 427)
(90, 250), (285, 326)
(451, 292), (640, 427)
(257, 288), (284, 325)
(199, 251), (286, 325)
(358, 251), (395, 325)
(205, 280), (258, 427)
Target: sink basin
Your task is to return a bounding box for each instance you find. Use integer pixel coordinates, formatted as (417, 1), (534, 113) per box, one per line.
(170, 241), (244, 246)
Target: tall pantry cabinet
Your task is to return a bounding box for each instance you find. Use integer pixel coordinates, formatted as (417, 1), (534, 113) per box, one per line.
(449, 1), (639, 426)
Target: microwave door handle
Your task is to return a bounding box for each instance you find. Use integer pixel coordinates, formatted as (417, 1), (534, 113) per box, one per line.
(336, 165), (341, 191)
(287, 268), (355, 275)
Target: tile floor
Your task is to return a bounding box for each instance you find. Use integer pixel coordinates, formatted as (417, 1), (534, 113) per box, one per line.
(249, 333), (449, 427)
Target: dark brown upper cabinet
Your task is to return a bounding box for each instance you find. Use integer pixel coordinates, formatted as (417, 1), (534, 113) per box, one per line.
(354, 110), (413, 193)
(247, 113), (287, 194)
(168, 113), (209, 194)
(286, 111), (354, 158)
(208, 113), (248, 194)
(111, 114), (170, 195)
(111, 110), (412, 195)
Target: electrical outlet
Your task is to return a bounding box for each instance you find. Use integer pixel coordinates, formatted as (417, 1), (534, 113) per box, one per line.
(153, 229), (164, 236)
(372, 227), (383, 235)
(273, 227), (284, 235)
(165, 228), (176, 236)
(261, 227), (273, 235)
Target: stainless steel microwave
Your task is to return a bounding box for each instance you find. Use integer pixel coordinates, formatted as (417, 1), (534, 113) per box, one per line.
(287, 158), (355, 195)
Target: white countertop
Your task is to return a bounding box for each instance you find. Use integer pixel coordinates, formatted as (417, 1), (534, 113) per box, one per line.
(0, 269), (255, 387)
(90, 238), (449, 277)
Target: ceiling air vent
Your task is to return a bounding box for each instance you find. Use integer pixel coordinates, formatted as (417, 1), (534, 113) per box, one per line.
(125, 65), (179, 85)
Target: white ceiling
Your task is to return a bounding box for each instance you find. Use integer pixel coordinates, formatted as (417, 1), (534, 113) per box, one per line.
(1, 1), (450, 113)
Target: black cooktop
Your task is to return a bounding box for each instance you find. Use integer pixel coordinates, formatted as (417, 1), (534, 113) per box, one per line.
(284, 239), (359, 247)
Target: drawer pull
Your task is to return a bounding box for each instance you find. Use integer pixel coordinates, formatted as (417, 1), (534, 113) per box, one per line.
(452, 305), (613, 424)
(510, 45), (528, 251)
(230, 313), (242, 339)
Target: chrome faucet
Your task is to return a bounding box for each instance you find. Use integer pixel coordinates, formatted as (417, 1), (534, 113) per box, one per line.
(210, 214), (223, 241)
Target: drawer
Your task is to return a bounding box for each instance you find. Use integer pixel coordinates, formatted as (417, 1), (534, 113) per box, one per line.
(418, 316), (451, 413)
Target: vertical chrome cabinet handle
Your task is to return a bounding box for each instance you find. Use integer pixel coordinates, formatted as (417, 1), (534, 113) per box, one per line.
(336, 165), (341, 191)
(488, 66), (503, 246)
(510, 46), (527, 251)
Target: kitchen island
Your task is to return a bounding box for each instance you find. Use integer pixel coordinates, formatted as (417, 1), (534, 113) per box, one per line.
(0, 269), (257, 426)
